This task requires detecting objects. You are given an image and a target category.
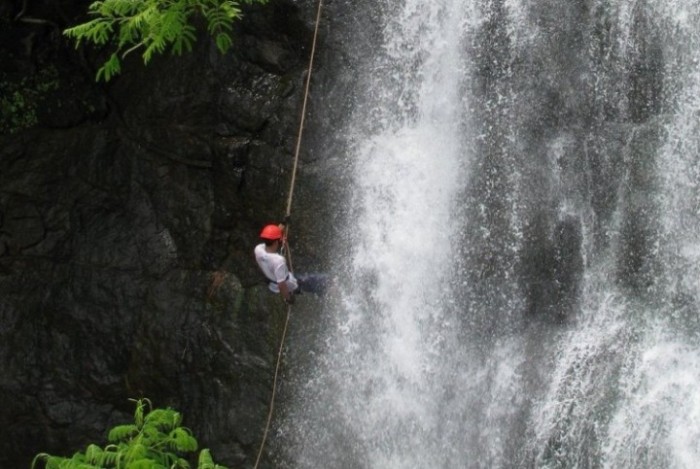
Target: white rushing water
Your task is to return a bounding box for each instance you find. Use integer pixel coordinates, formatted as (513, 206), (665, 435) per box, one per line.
(277, 0), (700, 468)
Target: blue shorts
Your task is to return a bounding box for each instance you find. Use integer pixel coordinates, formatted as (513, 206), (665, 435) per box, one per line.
(296, 273), (330, 295)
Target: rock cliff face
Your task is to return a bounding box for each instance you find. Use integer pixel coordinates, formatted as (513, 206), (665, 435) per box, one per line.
(0, 0), (321, 466)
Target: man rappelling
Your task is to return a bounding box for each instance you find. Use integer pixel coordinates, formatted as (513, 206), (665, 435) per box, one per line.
(254, 223), (298, 305)
(254, 223), (330, 304)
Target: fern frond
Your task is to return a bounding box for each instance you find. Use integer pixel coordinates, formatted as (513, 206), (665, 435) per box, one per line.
(96, 0), (143, 17)
(145, 408), (181, 430)
(217, 2), (241, 21)
(124, 458), (162, 469)
(168, 427), (198, 452)
(87, 1), (106, 14)
(118, 6), (155, 48)
(141, 423), (163, 444)
(172, 24), (197, 55)
(214, 32), (232, 54)
(197, 449), (228, 469)
(158, 7), (189, 42)
(102, 446), (120, 466)
(84, 444), (104, 464)
(43, 455), (70, 469)
(204, 7), (236, 34)
(131, 398), (150, 428)
(64, 18), (114, 47)
(96, 52), (121, 81)
(139, 27), (162, 55)
(30, 453), (50, 469)
(143, 36), (166, 64)
(108, 424), (139, 443)
(125, 442), (147, 462)
(175, 457), (192, 468)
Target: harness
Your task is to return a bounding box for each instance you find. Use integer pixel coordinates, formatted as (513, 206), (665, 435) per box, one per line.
(262, 273), (289, 287)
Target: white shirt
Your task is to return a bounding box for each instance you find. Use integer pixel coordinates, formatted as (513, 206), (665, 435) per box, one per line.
(254, 243), (298, 293)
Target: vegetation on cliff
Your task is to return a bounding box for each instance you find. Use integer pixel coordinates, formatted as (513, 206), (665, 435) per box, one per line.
(31, 399), (227, 469)
(65, 0), (269, 80)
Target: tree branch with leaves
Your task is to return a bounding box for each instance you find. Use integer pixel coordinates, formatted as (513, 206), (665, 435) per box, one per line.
(64, 0), (268, 81)
(31, 398), (228, 469)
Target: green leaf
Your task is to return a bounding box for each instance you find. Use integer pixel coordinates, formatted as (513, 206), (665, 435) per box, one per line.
(125, 442), (148, 462)
(84, 444), (103, 463)
(125, 459), (167, 469)
(133, 398), (148, 428)
(174, 458), (192, 469)
(30, 453), (51, 469)
(108, 424), (139, 443)
(64, 18), (113, 47)
(42, 456), (69, 469)
(197, 449), (228, 469)
(142, 35), (167, 64)
(171, 24), (196, 55)
(96, 52), (121, 81)
(102, 446), (119, 466)
(146, 408), (181, 430)
(169, 427), (198, 452)
(214, 32), (232, 54)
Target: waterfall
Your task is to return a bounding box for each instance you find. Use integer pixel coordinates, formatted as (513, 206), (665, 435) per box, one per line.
(276, 1), (700, 468)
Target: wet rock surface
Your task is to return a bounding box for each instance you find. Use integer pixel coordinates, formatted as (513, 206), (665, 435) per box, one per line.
(0, 0), (323, 466)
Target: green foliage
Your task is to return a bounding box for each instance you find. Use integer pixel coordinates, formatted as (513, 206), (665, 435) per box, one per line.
(31, 398), (228, 469)
(64, 0), (268, 81)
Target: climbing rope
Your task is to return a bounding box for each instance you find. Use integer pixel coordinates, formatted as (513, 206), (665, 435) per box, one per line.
(252, 0), (324, 467)
(252, 304), (291, 469)
(285, 0), (324, 222)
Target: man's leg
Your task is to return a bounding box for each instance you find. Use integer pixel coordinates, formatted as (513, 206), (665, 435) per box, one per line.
(296, 273), (330, 295)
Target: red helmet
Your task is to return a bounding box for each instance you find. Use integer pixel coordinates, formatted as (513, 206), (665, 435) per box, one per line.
(260, 224), (283, 240)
